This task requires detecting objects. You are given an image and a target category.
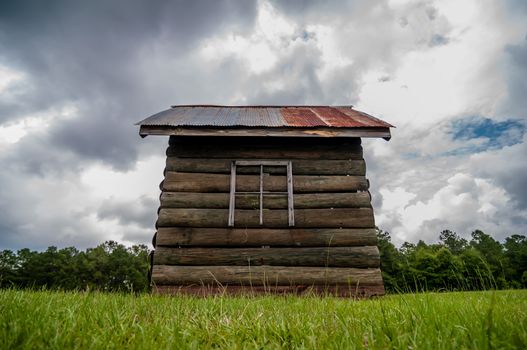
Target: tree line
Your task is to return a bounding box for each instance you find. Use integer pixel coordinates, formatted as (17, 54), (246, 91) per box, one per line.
(0, 241), (150, 292)
(0, 229), (525, 293)
(378, 229), (527, 292)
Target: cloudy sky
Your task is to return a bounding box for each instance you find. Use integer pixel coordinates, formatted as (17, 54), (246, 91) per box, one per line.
(0, 0), (526, 250)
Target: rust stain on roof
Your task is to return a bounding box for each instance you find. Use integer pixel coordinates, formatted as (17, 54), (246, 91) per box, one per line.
(281, 107), (328, 127)
(136, 105), (394, 129)
(314, 107), (366, 127)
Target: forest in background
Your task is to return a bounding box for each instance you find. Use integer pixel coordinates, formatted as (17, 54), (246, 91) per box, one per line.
(0, 229), (526, 293)
(0, 241), (150, 292)
(378, 229), (527, 292)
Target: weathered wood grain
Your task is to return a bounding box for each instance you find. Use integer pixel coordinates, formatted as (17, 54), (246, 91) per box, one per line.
(153, 284), (386, 297)
(169, 135), (361, 146)
(151, 265), (384, 286)
(155, 227), (378, 247)
(165, 158), (366, 176)
(141, 126), (391, 138)
(156, 208), (375, 228)
(166, 137), (363, 159)
(139, 125), (391, 140)
(162, 172), (369, 193)
(159, 192), (372, 209)
(153, 246), (380, 268)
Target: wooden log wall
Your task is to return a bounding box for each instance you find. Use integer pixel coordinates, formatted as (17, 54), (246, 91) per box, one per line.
(151, 136), (384, 297)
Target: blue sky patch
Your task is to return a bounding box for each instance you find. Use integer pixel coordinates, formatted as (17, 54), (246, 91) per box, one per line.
(448, 116), (525, 154)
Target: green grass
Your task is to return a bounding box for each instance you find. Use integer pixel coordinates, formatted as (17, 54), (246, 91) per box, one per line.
(0, 289), (526, 349)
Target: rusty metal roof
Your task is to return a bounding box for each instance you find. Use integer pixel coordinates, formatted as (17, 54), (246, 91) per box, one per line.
(136, 105), (393, 139)
(137, 105), (393, 128)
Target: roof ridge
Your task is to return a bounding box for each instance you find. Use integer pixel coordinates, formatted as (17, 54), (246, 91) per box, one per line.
(170, 104), (354, 108)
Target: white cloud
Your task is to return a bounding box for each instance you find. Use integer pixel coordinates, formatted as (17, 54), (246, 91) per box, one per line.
(199, 0), (297, 75)
(0, 104), (77, 145)
(0, 0), (526, 250)
(0, 65), (25, 93)
(358, 0), (516, 127)
(81, 156), (164, 201)
(376, 172), (518, 245)
(0, 154), (164, 249)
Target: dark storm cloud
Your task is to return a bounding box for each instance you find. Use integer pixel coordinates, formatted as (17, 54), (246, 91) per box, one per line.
(243, 44), (359, 105)
(469, 138), (527, 210)
(0, 0), (258, 249)
(267, 0), (392, 21)
(503, 41), (527, 120)
(473, 39), (527, 211)
(268, 0), (355, 16)
(1, 0), (524, 251)
(505, 0), (527, 14)
(0, 0), (258, 170)
(97, 195), (157, 229)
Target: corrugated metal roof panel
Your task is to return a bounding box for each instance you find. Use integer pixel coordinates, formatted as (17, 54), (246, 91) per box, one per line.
(267, 108), (287, 127)
(312, 107), (365, 127)
(281, 107), (328, 127)
(336, 107), (392, 127)
(136, 105), (394, 128)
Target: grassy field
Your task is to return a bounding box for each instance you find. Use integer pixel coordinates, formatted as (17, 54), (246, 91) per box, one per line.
(0, 289), (526, 349)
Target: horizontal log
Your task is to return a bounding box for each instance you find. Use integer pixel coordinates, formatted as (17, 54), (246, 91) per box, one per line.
(162, 172), (369, 193)
(167, 137), (363, 159)
(155, 228), (378, 247)
(157, 208), (375, 228)
(165, 158), (366, 176)
(152, 265), (384, 286)
(153, 246), (380, 268)
(169, 135), (361, 146)
(153, 284), (385, 297)
(159, 192), (372, 209)
(139, 125), (391, 137)
(142, 126), (390, 138)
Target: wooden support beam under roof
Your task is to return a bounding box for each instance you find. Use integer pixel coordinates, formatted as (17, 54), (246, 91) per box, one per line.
(139, 125), (392, 140)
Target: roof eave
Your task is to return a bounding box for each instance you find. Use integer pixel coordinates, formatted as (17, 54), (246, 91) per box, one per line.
(139, 125), (392, 140)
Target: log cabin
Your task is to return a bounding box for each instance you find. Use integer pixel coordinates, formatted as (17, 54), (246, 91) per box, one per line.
(136, 105), (393, 297)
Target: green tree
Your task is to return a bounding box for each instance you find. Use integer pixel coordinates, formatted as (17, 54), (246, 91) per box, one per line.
(0, 250), (18, 287)
(469, 229), (507, 288)
(376, 229), (403, 292)
(503, 235), (527, 287)
(458, 248), (494, 290)
(82, 241), (149, 292)
(439, 230), (468, 255)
